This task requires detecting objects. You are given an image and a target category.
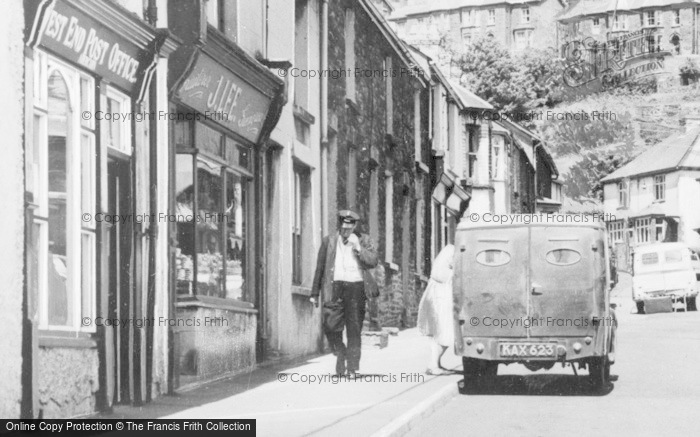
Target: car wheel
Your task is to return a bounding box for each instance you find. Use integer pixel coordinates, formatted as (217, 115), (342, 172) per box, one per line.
(588, 356), (610, 391)
(636, 301), (645, 314)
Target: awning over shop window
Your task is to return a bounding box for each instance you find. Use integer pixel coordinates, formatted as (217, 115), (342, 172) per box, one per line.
(432, 173), (470, 217)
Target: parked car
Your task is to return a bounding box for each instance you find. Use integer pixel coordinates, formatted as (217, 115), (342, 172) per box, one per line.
(453, 219), (617, 391)
(631, 242), (699, 313)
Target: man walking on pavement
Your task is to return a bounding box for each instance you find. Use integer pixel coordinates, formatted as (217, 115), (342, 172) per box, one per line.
(310, 210), (379, 376)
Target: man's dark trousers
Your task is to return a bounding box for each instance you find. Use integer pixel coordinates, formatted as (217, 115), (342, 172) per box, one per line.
(328, 281), (366, 374)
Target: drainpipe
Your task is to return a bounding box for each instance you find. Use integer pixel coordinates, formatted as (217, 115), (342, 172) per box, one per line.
(320, 0), (329, 236)
(533, 142), (541, 213)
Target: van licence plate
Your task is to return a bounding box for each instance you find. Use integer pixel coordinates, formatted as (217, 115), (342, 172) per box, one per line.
(499, 342), (556, 358)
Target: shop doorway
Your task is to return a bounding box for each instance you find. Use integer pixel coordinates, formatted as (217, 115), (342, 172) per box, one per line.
(106, 157), (137, 405)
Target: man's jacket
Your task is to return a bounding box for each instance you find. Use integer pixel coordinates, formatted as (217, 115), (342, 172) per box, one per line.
(311, 232), (379, 300)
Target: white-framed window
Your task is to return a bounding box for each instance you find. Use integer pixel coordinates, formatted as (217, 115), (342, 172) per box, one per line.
(105, 87), (132, 155)
(385, 171), (394, 263)
(592, 17), (601, 34)
(645, 10), (659, 27)
(385, 56), (393, 135)
(292, 164), (311, 286)
(654, 175), (665, 201)
(514, 29), (533, 49)
(612, 14), (628, 31)
(635, 218), (655, 244)
(33, 51), (96, 332)
(461, 9), (473, 26)
(345, 8), (356, 101)
(618, 181), (629, 208)
(674, 10), (681, 26)
(488, 9), (496, 25)
(206, 0), (223, 31)
(521, 7), (530, 23)
(294, 0), (310, 109)
(608, 220), (625, 244)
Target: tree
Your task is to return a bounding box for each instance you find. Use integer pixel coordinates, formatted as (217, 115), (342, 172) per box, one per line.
(565, 151), (631, 201)
(452, 36), (564, 115)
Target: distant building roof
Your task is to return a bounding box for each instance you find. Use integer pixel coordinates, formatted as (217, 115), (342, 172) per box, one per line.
(447, 79), (493, 110)
(558, 0), (700, 22)
(601, 126), (700, 183)
(390, 0), (546, 20)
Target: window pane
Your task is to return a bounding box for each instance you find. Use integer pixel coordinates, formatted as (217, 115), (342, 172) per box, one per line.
(642, 253), (658, 265)
(81, 232), (94, 322)
(197, 159), (224, 297)
(81, 133), (94, 227)
(107, 97), (121, 150)
(175, 154), (195, 295)
(665, 250), (683, 263)
(47, 71), (71, 326)
(175, 118), (193, 149)
(196, 121), (223, 157)
(225, 172), (247, 300)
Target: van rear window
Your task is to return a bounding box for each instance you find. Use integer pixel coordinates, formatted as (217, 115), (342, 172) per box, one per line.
(476, 250), (511, 266)
(641, 253), (659, 265)
(546, 249), (581, 266)
(664, 250), (683, 263)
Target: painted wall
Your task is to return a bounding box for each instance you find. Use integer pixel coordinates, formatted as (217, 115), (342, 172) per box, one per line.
(0, 0), (25, 419)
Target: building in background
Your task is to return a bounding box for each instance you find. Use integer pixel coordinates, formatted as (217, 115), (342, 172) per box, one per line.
(601, 117), (700, 269)
(388, 0), (568, 69)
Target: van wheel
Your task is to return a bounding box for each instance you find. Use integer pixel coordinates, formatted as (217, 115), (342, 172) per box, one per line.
(462, 357), (497, 392)
(687, 297), (697, 312)
(636, 301), (645, 314)
(588, 356), (610, 391)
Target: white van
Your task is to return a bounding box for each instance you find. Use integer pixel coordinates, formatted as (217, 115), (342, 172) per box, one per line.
(632, 242), (700, 313)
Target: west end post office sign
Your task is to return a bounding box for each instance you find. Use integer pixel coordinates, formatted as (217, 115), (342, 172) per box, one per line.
(36, 0), (147, 94)
(176, 54), (272, 144)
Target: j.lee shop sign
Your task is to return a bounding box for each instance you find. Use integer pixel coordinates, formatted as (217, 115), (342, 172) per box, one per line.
(37, 0), (147, 94)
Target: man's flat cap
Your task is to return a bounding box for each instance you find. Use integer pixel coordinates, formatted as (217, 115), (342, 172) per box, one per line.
(338, 209), (360, 223)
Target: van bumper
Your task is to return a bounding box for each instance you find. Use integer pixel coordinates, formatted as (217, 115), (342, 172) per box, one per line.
(458, 337), (607, 362)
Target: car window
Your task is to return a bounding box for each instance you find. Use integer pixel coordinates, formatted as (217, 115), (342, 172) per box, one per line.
(476, 249), (511, 266)
(641, 253), (659, 265)
(545, 248), (581, 266)
(664, 250), (683, 263)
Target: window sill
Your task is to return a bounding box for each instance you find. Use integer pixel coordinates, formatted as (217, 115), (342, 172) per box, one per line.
(293, 104), (316, 125)
(39, 332), (97, 349)
(386, 261), (399, 272)
(176, 295), (258, 315)
(292, 285), (312, 297)
(652, 199), (665, 204)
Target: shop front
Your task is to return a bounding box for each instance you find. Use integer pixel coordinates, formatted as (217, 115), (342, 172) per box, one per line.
(23, 0), (173, 417)
(168, 30), (285, 388)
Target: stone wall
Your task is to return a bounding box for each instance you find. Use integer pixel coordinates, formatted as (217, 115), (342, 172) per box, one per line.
(37, 348), (99, 419)
(327, 0), (427, 329)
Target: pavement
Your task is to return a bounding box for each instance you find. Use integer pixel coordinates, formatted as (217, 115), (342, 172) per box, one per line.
(95, 274), (638, 436)
(95, 329), (463, 437)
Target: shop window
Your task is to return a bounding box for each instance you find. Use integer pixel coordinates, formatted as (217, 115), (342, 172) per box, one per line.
(33, 53), (96, 331)
(105, 87), (132, 155)
(292, 165), (311, 286)
(175, 129), (253, 302)
(654, 175), (665, 201)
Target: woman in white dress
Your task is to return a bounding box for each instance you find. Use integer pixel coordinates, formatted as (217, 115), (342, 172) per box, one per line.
(417, 244), (455, 375)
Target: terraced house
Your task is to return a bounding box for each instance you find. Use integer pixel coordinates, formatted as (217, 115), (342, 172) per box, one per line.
(388, 0), (568, 63)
